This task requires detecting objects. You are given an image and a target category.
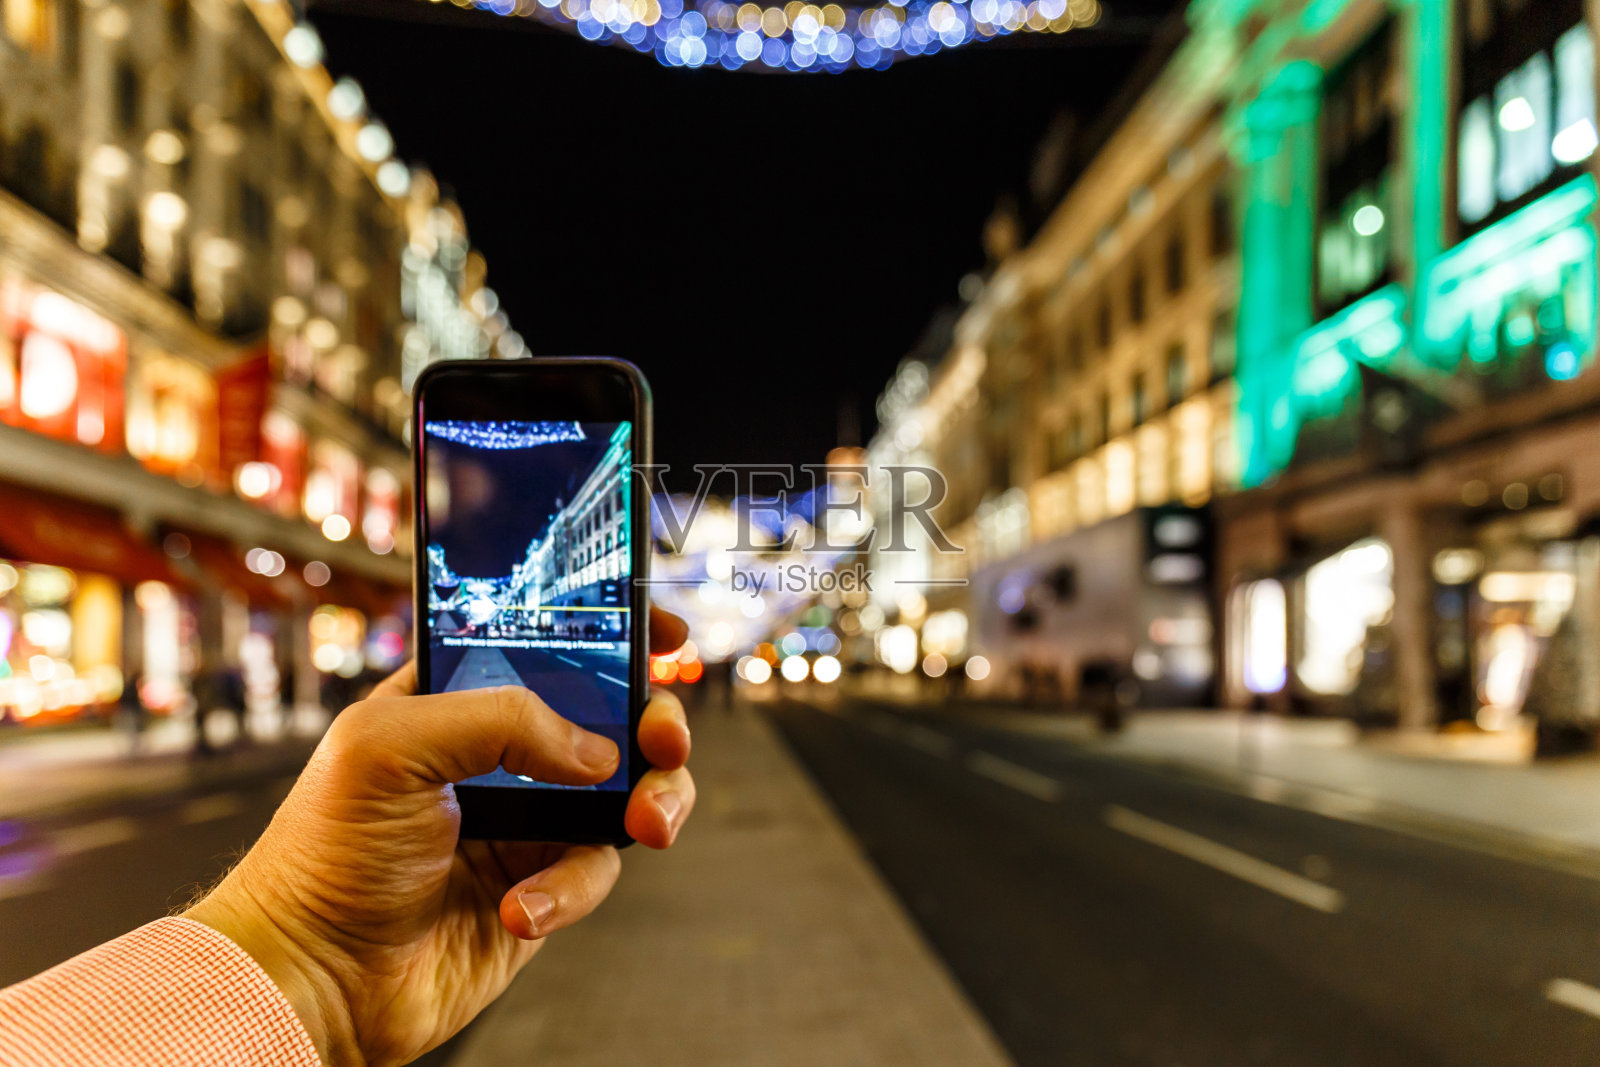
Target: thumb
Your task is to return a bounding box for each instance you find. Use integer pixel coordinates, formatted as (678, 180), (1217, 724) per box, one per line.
(326, 685), (620, 790)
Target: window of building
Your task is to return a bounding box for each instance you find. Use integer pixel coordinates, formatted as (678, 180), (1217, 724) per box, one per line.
(1165, 232), (1186, 295)
(1317, 21), (1397, 317)
(1096, 298), (1112, 350)
(1210, 184), (1234, 257)
(1129, 267), (1147, 325)
(1066, 327), (1084, 371)
(115, 59), (140, 131)
(241, 184), (270, 245)
(1210, 309), (1236, 381)
(1165, 343), (1187, 406)
(166, 0), (188, 47)
(3, 0), (55, 55)
(1098, 391), (1111, 445)
(1131, 376), (1148, 427)
(1456, 0), (1591, 233)
(1049, 424), (1074, 471)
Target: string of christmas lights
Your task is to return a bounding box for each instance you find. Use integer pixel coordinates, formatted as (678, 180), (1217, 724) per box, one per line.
(434, 0), (1100, 71)
(425, 420), (588, 449)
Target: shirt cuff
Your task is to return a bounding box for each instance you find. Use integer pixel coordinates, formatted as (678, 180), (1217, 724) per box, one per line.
(0, 916), (322, 1067)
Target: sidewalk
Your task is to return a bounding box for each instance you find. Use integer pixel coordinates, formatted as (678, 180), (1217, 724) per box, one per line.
(0, 706), (328, 818)
(449, 703), (1012, 1067)
(892, 698), (1600, 857)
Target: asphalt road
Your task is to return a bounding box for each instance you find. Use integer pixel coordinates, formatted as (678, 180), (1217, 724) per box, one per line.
(767, 697), (1600, 1067)
(0, 746), (466, 1067)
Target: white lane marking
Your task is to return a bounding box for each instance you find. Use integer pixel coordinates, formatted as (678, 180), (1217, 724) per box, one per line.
(1105, 805), (1345, 914)
(0, 872), (50, 902)
(596, 672), (629, 688)
(556, 654), (583, 668)
(1547, 978), (1600, 1021)
(899, 724), (957, 760)
(966, 751), (1065, 802)
(51, 817), (140, 858)
(179, 793), (245, 825)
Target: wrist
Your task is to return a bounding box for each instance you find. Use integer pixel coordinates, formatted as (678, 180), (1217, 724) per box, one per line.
(185, 880), (362, 1066)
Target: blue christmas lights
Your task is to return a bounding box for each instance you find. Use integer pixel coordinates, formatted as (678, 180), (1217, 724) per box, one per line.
(425, 421), (588, 449)
(453, 0), (1100, 72)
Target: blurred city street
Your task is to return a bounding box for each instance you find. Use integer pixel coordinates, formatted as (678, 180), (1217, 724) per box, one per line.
(769, 691), (1600, 1066)
(5, 0), (1600, 1059)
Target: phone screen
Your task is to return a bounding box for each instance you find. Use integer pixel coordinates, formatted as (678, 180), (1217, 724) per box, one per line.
(421, 418), (633, 792)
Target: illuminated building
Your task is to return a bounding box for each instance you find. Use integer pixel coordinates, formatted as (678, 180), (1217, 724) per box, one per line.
(867, 16), (1236, 700)
(0, 0), (510, 723)
(520, 424), (632, 639)
(1214, 0), (1600, 743)
(877, 0), (1600, 741)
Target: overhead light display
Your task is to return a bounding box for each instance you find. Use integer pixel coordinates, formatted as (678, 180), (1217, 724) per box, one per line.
(425, 420), (588, 449)
(436, 0), (1100, 71)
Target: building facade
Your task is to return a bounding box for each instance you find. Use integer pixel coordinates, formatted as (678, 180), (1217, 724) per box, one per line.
(871, 0), (1600, 742)
(0, 0), (513, 723)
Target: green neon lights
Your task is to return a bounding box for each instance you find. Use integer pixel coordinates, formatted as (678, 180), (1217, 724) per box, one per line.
(1418, 174), (1599, 364)
(1408, 0), (1451, 276)
(1235, 61), (1323, 487)
(1288, 285), (1408, 426)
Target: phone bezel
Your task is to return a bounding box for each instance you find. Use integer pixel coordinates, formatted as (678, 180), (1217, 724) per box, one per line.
(412, 357), (652, 845)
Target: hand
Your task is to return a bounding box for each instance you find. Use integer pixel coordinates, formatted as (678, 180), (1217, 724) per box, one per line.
(186, 609), (694, 1067)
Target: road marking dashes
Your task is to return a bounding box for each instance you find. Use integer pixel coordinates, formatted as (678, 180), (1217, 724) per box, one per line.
(179, 793), (245, 825)
(0, 871), (49, 902)
(899, 724), (957, 759)
(1547, 978), (1600, 1021)
(1105, 805), (1344, 914)
(51, 817), (139, 858)
(966, 751), (1065, 802)
(596, 672), (629, 688)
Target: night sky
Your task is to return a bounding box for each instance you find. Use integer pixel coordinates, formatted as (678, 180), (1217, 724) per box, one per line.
(427, 426), (614, 577)
(312, 0), (1182, 479)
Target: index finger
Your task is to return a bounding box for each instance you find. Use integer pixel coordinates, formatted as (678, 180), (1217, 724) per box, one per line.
(649, 608), (688, 655)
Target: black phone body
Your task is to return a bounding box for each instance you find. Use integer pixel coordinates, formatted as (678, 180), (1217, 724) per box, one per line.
(412, 358), (651, 844)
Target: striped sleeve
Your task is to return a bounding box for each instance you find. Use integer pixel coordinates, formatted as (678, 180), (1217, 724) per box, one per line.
(0, 916), (322, 1067)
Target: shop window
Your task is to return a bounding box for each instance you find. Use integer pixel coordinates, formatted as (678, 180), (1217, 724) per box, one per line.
(1456, 0), (1590, 234)
(1297, 538), (1394, 696)
(0, 279), (127, 453)
(1317, 21), (1397, 317)
(126, 351), (215, 477)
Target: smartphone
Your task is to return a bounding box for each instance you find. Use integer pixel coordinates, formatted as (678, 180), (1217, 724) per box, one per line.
(412, 358), (651, 844)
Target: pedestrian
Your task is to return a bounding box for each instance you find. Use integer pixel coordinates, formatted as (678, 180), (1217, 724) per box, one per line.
(0, 610), (695, 1066)
(189, 661), (217, 760)
(117, 670), (149, 757)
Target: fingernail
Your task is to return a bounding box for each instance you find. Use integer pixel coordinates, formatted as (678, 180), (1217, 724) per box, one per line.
(520, 890), (556, 935)
(655, 790), (683, 829)
(572, 725), (618, 770)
